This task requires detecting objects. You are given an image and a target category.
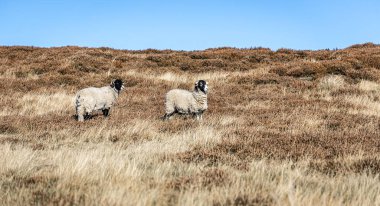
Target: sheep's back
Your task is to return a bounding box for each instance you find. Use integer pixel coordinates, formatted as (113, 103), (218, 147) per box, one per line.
(76, 87), (112, 110)
(165, 89), (193, 110)
(76, 87), (102, 99)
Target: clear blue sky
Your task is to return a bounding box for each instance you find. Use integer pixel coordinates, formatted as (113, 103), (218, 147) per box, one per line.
(0, 0), (379, 50)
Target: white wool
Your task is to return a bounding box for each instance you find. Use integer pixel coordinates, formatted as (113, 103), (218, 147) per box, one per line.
(164, 88), (208, 120)
(75, 86), (119, 121)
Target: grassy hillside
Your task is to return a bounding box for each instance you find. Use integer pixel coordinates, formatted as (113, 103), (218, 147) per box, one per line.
(1, 43), (380, 205)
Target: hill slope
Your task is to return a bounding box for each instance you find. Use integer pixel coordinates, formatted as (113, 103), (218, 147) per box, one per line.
(1, 44), (380, 205)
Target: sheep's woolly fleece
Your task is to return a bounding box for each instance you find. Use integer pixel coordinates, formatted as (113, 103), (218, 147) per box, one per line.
(75, 79), (124, 121)
(164, 80), (208, 120)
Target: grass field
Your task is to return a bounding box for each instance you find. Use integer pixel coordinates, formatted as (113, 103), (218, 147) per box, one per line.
(1, 44), (380, 205)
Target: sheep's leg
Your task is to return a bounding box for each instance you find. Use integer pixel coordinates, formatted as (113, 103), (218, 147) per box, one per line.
(199, 111), (204, 120)
(78, 114), (84, 122)
(163, 105), (176, 120)
(84, 112), (92, 120)
(76, 106), (85, 122)
(84, 108), (93, 120)
(165, 106), (185, 120)
(102, 108), (110, 117)
(195, 111), (203, 121)
(163, 112), (175, 120)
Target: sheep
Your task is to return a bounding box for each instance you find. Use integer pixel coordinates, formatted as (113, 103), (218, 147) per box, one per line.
(163, 80), (208, 120)
(75, 79), (124, 122)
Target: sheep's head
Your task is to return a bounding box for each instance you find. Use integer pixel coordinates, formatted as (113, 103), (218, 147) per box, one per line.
(195, 80), (208, 94)
(111, 79), (125, 92)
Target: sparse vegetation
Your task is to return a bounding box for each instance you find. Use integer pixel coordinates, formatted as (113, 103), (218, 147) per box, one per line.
(1, 43), (380, 205)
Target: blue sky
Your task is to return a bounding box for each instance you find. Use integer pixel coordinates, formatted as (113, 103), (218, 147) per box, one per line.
(0, 0), (379, 50)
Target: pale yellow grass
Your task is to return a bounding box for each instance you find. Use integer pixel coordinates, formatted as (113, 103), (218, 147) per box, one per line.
(123, 70), (230, 87)
(233, 100), (272, 110)
(218, 115), (241, 126)
(0, 119), (224, 205)
(358, 80), (380, 91)
(303, 75), (342, 102)
(317, 75), (345, 91)
(303, 75), (346, 101)
(344, 80), (380, 117)
(123, 67), (268, 87)
(305, 75), (380, 117)
(17, 92), (74, 116)
(344, 95), (380, 117)
(2, 139), (379, 206)
(0, 70), (16, 79)
(0, 70), (39, 80)
(2, 110), (379, 205)
(304, 76), (380, 117)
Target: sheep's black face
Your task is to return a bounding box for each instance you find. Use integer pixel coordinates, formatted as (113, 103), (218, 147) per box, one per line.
(196, 80), (208, 94)
(112, 79), (124, 91)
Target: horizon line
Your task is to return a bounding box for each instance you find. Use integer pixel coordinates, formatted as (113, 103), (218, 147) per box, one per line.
(0, 42), (379, 52)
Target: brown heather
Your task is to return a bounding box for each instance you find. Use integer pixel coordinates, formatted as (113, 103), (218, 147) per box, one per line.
(1, 43), (380, 205)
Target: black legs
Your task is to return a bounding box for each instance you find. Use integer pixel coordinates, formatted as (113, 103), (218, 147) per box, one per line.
(163, 112), (174, 120)
(102, 109), (109, 117)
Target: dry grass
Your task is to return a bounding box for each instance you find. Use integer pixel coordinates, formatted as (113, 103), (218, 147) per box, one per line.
(1, 44), (380, 205)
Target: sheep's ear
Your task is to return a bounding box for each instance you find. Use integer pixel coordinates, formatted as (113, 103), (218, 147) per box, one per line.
(110, 79), (115, 88)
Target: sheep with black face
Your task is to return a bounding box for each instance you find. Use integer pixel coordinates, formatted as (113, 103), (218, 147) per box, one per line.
(75, 79), (124, 121)
(163, 80), (208, 120)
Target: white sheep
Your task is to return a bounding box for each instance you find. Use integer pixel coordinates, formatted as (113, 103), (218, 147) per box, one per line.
(75, 79), (124, 121)
(163, 80), (208, 120)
